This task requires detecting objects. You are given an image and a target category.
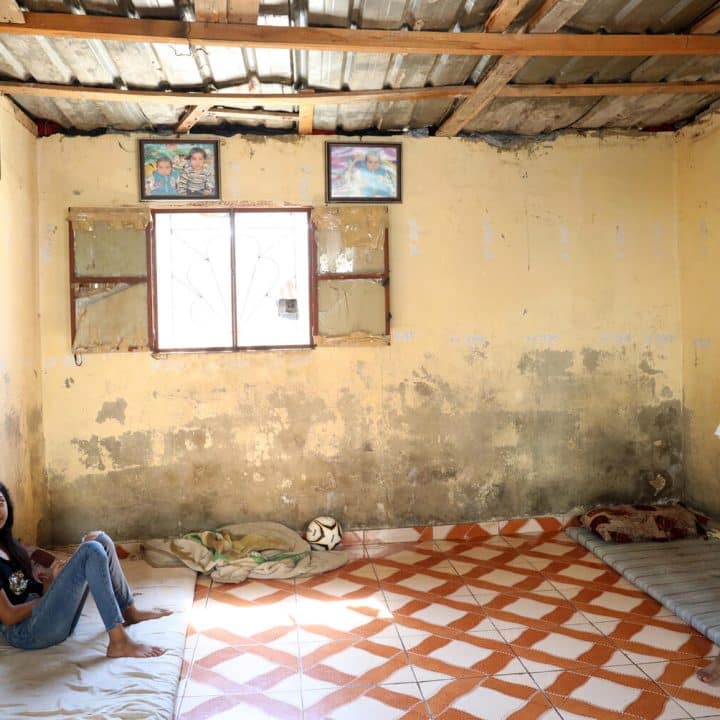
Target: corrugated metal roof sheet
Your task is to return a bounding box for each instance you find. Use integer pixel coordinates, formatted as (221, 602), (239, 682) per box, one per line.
(1, 0), (720, 135)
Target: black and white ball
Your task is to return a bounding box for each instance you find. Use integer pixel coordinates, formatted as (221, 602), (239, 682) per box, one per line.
(305, 516), (343, 551)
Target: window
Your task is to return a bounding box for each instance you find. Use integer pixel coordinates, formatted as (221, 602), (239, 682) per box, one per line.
(151, 209), (312, 351)
(311, 206), (390, 345)
(67, 204), (390, 355)
(68, 207), (151, 354)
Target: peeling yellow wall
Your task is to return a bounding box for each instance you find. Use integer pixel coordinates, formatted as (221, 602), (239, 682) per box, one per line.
(678, 117), (720, 515)
(0, 98), (46, 544)
(37, 132), (683, 543)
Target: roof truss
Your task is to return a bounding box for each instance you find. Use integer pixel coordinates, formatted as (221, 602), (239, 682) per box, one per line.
(3, 13), (720, 57)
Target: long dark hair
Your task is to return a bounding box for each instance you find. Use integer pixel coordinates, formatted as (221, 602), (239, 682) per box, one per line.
(0, 483), (32, 578)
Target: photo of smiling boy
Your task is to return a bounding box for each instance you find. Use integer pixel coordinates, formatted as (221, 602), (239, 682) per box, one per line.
(147, 155), (178, 196)
(177, 147), (215, 197)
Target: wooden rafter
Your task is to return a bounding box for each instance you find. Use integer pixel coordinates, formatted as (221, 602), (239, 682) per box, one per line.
(195, 0), (227, 23)
(0, 81), (476, 106)
(503, 82), (720, 97)
(3, 79), (720, 109)
(211, 107), (298, 120)
(297, 90), (315, 135)
(435, 0), (588, 137)
(691, 4), (720, 34)
(0, 0), (23, 24)
(484, 0), (536, 32)
(185, 0), (258, 130)
(176, 105), (209, 132)
(298, 105), (314, 134)
(194, 0), (258, 23)
(3, 14), (720, 56)
(227, 0), (259, 24)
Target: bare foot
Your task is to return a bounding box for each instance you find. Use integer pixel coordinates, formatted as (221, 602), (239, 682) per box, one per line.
(697, 658), (720, 685)
(107, 637), (166, 658)
(696, 658), (720, 685)
(123, 606), (172, 626)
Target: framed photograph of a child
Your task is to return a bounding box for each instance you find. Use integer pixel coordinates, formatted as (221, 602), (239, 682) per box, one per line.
(325, 142), (402, 203)
(139, 140), (220, 200)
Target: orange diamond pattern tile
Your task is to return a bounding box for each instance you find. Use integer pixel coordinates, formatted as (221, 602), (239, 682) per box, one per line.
(175, 533), (720, 719)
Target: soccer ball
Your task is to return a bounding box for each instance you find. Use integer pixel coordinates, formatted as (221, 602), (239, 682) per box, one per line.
(305, 516), (343, 551)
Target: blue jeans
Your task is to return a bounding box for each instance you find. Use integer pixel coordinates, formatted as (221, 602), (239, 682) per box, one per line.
(1, 532), (134, 650)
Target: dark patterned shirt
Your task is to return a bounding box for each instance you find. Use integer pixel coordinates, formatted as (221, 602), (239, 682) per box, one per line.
(0, 556), (43, 606)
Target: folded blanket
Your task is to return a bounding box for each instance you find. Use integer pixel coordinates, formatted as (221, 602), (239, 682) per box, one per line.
(144, 521), (347, 583)
(580, 503), (708, 543)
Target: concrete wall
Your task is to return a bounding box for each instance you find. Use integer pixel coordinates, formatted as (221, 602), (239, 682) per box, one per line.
(0, 98), (46, 544)
(678, 117), (720, 515)
(37, 132), (683, 544)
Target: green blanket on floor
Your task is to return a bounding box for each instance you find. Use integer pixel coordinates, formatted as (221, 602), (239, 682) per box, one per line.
(143, 521), (347, 583)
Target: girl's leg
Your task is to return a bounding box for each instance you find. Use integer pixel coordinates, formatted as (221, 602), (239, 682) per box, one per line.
(82, 531), (133, 612)
(83, 531), (171, 625)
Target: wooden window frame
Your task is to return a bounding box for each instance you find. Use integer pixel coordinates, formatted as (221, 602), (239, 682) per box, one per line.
(68, 220), (152, 353)
(312, 226), (390, 340)
(149, 207), (315, 353)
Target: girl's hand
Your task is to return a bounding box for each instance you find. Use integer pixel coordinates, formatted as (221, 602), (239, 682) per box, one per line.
(51, 559), (67, 580)
(42, 559), (67, 592)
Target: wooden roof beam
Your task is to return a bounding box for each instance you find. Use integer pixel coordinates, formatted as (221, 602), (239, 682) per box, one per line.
(176, 105), (209, 132)
(297, 89), (314, 135)
(3, 79), (720, 108)
(0, 0), (23, 24)
(484, 0), (537, 32)
(211, 107), (297, 120)
(186, 0), (258, 123)
(4, 14), (720, 56)
(0, 81), (477, 106)
(436, 0), (586, 137)
(227, 0), (258, 24)
(503, 81), (720, 97)
(691, 3), (720, 34)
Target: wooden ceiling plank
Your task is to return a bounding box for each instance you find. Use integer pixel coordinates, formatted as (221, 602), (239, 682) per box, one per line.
(0, 0), (23, 24)
(691, 4), (720, 34)
(484, 0), (536, 32)
(226, 0), (258, 24)
(176, 105), (209, 132)
(4, 14), (720, 56)
(436, 0), (589, 137)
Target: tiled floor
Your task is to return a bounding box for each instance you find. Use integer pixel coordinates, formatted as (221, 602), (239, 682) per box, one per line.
(175, 531), (720, 719)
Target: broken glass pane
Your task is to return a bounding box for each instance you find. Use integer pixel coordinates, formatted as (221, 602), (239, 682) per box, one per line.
(312, 206), (387, 274)
(315, 229), (385, 274)
(72, 283), (148, 353)
(73, 222), (147, 277)
(317, 279), (387, 336)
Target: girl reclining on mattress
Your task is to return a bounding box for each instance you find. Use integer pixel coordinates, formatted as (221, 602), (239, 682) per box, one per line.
(0, 482), (170, 658)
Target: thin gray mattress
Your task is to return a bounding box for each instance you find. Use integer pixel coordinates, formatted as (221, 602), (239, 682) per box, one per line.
(566, 526), (720, 645)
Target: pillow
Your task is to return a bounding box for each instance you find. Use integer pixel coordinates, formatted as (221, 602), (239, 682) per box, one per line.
(142, 539), (186, 568)
(580, 503), (708, 543)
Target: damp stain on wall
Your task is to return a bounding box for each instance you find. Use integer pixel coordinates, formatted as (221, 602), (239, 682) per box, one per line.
(45, 345), (684, 544)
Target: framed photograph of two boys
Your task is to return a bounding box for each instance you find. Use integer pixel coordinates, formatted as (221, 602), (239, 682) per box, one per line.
(139, 140), (220, 200)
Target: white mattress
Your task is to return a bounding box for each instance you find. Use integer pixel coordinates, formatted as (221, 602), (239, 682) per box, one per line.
(0, 560), (196, 720)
